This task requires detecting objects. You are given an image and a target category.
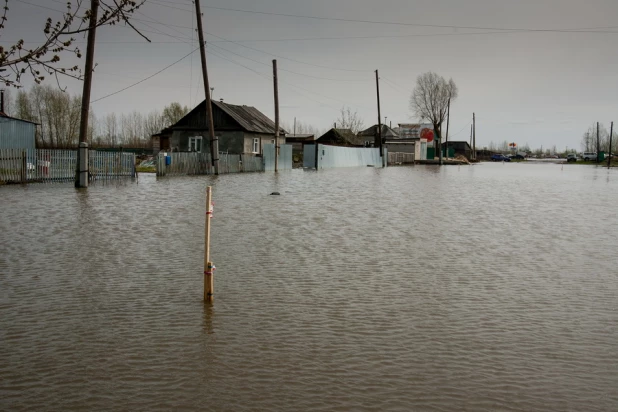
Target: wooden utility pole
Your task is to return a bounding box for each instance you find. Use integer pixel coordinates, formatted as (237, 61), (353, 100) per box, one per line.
(273, 59), (280, 172)
(194, 0), (219, 175)
(75, 0), (99, 188)
(375, 70), (383, 165)
(204, 186), (214, 302)
(473, 112), (476, 160)
(444, 97), (451, 161)
(608, 121), (614, 169)
(597, 122), (600, 163)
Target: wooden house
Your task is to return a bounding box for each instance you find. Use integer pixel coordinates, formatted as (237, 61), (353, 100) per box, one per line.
(152, 100), (285, 155)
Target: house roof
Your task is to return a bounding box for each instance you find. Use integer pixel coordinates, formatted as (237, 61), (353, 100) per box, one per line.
(358, 124), (399, 138)
(285, 133), (315, 142)
(317, 128), (366, 146)
(164, 100), (286, 135)
(0, 112), (39, 125)
(213, 100), (286, 134)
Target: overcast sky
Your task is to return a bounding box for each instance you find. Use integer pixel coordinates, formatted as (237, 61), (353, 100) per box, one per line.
(4, 0), (618, 150)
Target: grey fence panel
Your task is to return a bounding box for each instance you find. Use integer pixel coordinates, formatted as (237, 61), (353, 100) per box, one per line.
(157, 152), (266, 176)
(240, 154), (263, 172)
(388, 152), (415, 165)
(303, 144), (385, 169)
(264, 143), (293, 171)
(303, 144), (316, 168)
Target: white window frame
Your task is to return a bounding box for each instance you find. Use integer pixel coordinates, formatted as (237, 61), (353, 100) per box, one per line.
(189, 136), (202, 152)
(252, 138), (259, 153)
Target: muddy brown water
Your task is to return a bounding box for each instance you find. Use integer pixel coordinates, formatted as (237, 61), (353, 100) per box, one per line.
(1, 163), (617, 411)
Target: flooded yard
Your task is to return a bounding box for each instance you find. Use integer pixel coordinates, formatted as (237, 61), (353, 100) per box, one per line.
(1, 162), (617, 411)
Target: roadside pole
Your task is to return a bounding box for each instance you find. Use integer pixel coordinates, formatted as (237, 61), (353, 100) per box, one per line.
(204, 186), (215, 302)
(445, 97), (450, 160)
(195, 0), (219, 175)
(375, 70), (383, 166)
(597, 122), (600, 163)
(473, 113), (476, 161)
(273, 59), (279, 173)
(75, 0), (99, 188)
(608, 121), (613, 169)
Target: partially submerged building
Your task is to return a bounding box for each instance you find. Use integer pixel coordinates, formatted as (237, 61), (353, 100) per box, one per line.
(152, 100), (285, 155)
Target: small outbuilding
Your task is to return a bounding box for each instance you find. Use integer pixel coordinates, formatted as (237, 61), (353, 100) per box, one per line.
(315, 128), (366, 147)
(0, 92), (37, 151)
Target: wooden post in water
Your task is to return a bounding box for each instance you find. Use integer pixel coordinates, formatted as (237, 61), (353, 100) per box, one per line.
(273, 59), (280, 173)
(204, 186), (214, 302)
(608, 121), (614, 169)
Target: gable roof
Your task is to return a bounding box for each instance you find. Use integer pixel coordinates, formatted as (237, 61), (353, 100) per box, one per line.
(168, 100), (286, 135)
(317, 128), (366, 146)
(213, 100), (287, 134)
(358, 124), (399, 138)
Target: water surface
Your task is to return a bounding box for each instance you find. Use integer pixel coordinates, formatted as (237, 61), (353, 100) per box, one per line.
(1, 163), (617, 411)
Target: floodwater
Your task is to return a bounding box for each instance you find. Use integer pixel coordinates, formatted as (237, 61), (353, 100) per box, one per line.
(1, 163), (617, 411)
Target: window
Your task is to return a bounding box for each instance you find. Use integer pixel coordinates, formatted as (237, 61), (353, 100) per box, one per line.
(271, 139), (276, 144)
(253, 138), (259, 153)
(189, 136), (202, 152)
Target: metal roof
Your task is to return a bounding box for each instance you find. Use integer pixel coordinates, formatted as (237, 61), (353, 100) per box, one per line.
(0, 112), (39, 125)
(358, 124), (399, 138)
(213, 100), (286, 134)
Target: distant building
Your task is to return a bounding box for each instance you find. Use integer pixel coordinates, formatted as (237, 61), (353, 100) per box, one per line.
(285, 133), (315, 155)
(315, 128), (366, 147)
(357, 124), (399, 147)
(442, 141), (472, 159)
(152, 100), (285, 155)
(0, 91), (37, 150)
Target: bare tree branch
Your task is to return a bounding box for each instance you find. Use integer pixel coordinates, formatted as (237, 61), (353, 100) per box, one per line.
(0, 0), (149, 88)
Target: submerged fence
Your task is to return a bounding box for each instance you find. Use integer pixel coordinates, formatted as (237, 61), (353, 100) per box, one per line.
(303, 144), (386, 169)
(388, 152), (415, 165)
(157, 152), (264, 176)
(0, 148), (135, 184)
(157, 145), (293, 176)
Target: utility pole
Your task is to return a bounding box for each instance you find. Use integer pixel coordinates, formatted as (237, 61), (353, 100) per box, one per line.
(473, 112), (476, 161)
(444, 97), (451, 161)
(75, 0), (99, 188)
(294, 117), (296, 136)
(195, 0), (219, 174)
(375, 70), (383, 165)
(272, 60), (280, 172)
(608, 121), (614, 169)
(597, 122), (600, 163)
(470, 124), (473, 155)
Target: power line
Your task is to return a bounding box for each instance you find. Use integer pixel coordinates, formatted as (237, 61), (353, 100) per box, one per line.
(208, 42), (366, 82)
(205, 31), (370, 73)
(200, 4), (618, 34)
(90, 47), (199, 104)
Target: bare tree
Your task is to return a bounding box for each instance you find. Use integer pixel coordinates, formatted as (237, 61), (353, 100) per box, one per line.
(410, 72), (458, 163)
(335, 106), (364, 134)
(0, 0), (148, 88)
(162, 102), (189, 127)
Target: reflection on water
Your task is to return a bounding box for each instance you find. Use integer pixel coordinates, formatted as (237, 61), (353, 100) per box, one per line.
(1, 163), (617, 411)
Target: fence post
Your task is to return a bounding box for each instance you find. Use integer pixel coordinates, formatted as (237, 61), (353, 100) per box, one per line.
(21, 150), (27, 183)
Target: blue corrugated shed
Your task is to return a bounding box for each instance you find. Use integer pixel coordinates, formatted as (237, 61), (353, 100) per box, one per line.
(0, 112), (37, 150)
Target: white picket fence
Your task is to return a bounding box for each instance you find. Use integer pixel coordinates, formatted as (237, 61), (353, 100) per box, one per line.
(0, 149), (135, 184)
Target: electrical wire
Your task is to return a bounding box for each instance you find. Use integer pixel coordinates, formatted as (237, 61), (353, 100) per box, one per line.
(90, 47), (199, 103)
(200, 4), (618, 34)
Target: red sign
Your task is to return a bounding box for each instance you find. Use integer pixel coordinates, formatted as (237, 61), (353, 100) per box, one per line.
(420, 128), (434, 142)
